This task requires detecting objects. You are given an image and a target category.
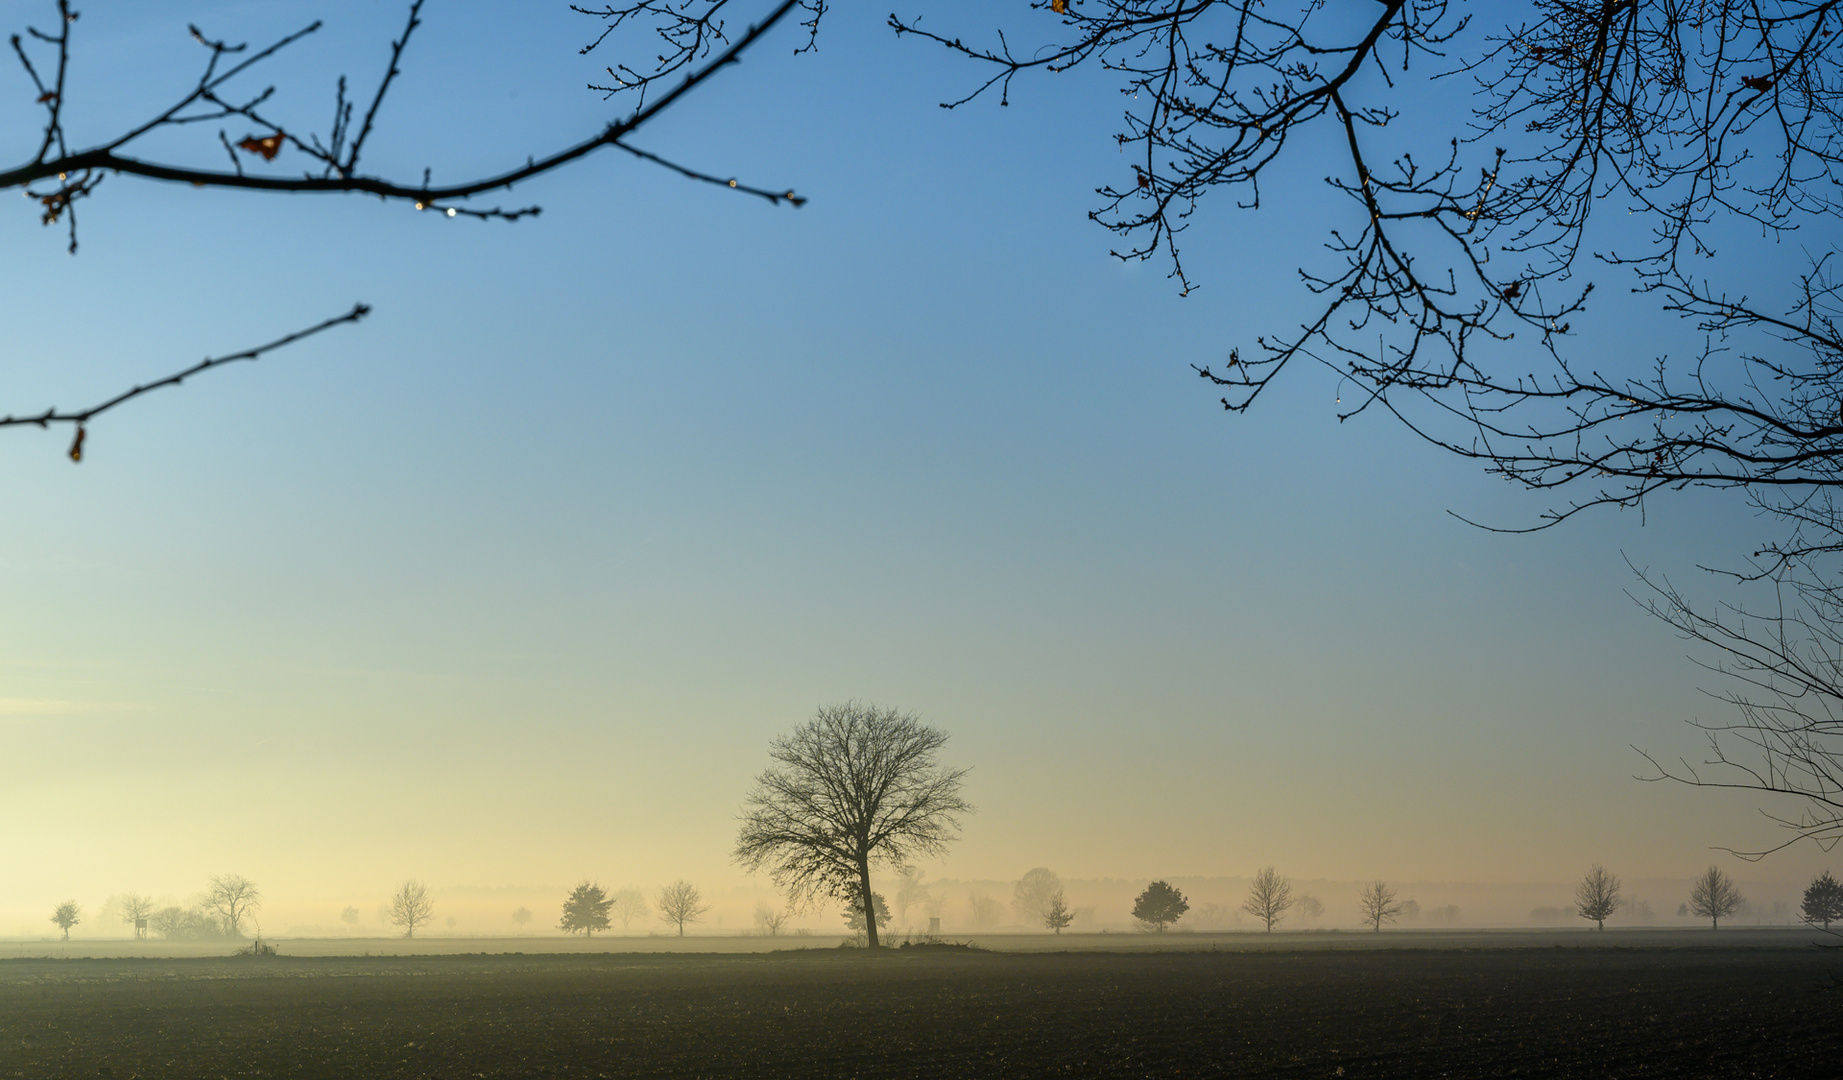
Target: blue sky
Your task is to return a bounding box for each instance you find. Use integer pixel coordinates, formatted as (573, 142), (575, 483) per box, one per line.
(1, 1), (1827, 932)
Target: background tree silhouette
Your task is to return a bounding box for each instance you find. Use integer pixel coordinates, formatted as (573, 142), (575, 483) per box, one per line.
(1801, 870), (1843, 929)
(734, 701), (972, 949)
(205, 875), (260, 938)
(1689, 865), (1745, 928)
(1243, 867), (1295, 933)
(389, 879), (434, 938)
(558, 881), (614, 938)
(655, 879), (709, 937)
(1131, 880), (1188, 932)
(1575, 864), (1622, 930)
(611, 889), (648, 931)
(1358, 881), (1404, 933)
(50, 900), (79, 941)
(1043, 891), (1074, 934)
(1011, 868), (1064, 927)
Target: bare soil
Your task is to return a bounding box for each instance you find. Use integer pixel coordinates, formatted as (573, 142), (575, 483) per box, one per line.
(1, 943), (1835, 1078)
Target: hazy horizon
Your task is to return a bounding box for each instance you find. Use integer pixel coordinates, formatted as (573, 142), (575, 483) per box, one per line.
(4, 2), (1834, 947)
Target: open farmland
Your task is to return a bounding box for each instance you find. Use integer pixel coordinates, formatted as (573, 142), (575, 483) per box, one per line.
(1, 940), (1836, 1078)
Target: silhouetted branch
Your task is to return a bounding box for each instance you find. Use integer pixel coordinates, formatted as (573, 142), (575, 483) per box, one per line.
(5, 1), (808, 455)
(0, 304), (370, 460)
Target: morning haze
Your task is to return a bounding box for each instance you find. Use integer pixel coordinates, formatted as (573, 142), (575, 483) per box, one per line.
(4, 1), (1840, 1076)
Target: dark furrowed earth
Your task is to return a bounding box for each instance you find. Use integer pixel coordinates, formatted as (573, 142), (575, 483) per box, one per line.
(2, 944), (1837, 1078)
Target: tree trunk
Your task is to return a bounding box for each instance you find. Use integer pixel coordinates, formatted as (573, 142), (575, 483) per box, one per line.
(859, 859), (879, 949)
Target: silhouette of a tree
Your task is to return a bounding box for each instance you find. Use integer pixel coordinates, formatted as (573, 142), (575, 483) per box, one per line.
(1689, 864), (1745, 928)
(734, 702), (972, 949)
(655, 879), (709, 937)
(1131, 880), (1188, 932)
(1575, 864), (1622, 930)
(559, 881), (614, 937)
(1358, 880), (1403, 933)
(1242, 867), (1294, 933)
(50, 900), (79, 940)
(389, 879), (434, 938)
(1801, 869), (1843, 929)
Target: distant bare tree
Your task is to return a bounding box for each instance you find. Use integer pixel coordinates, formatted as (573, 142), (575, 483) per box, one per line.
(559, 881), (614, 938)
(340, 906), (361, 931)
(1131, 880), (1189, 932)
(967, 892), (1004, 930)
(50, 900), (79, 940)
(1803, 870), (1843, 929)
(1296, 894), (1324, 925)
(1576, 865), (1623, 930)
(205, 875), (261, 938)
(1243, 867), (1295, 933)
(655, 879), (709, 937)
(1358, 881), (1404, 933)
(1043, 890), (1073, 934)
(116, 893), (154, 940)
(1012, 868), (1064, 926)
(1690, 865), (1746, 929)
(734, 702), (973, 949)
(611, 888), (648, 930)
(511, 906), (533, 930)
(752, 902), (790, 936)
(389, 879), (435, 938)
(894, 867), (931, 923)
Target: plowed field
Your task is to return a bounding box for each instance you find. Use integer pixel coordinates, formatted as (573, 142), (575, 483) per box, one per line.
(1, 945), (1834, 1078)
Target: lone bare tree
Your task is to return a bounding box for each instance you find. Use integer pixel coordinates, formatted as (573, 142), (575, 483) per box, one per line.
(559, 882), (614, 938)
(1576, 865), (1623, 930)
(1802, 870), (1843, 929)
(752, 902), (790, 936)
(511, 906), (533, 930)
(611, 888), (648, 930)
(50, 900), (80, 940)
(1690, 865), (1746, 929)
(1243, 867), (1295, 933)
(2, 0), (810, 457)
(1358, 881), (1404, 933)
(734, 701), (973, 949)
(655, 880), (709, 937)
(205, 875), (261, 938)
(389, 880), (435, 938)
(117, 893), (155, 940)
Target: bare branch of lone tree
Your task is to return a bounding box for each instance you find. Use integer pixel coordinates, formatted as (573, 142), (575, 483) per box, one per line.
(205, 874), (260, 938)
(1359, 880), (1404, 933)
(1575, 864), (1622, 930)
(891, 2), (1843, 859)
(655, 880), (709, 937)
(2, 0), (807, 458)
(733, 701), (973, 950)
(389, 879), (434, 939)
(1689, 864), (1746, 929)
(1243, 867), (1295, 933)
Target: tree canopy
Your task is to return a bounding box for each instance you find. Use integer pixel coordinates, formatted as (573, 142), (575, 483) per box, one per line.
(734, 702), (972, 948)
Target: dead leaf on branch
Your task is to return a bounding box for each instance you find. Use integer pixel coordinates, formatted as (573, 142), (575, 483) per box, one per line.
(237, 134), (284, 161)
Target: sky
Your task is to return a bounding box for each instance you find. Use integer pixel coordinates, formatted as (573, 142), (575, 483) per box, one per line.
(1, 1), (1834, 937)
